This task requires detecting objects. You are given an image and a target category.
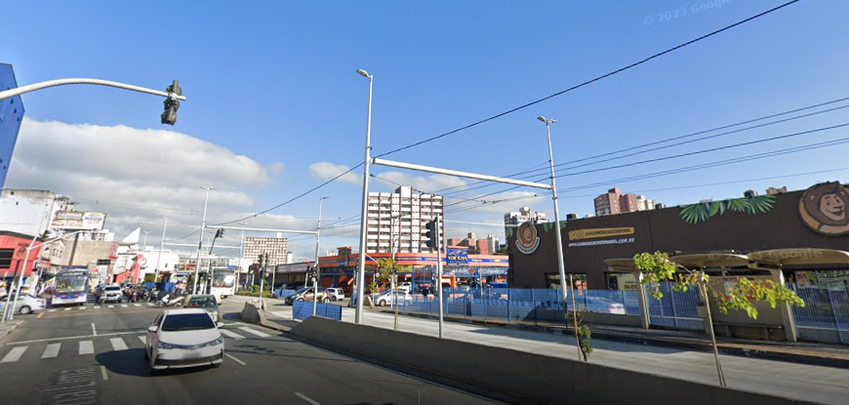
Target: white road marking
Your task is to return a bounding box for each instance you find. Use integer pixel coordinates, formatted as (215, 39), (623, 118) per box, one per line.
(107, 305), (114, 309)
(133, 303), (141, 307)
(110, 338), (128, 351)
(146, 303), (155, 306)
(8, 330), (145, 345)
(295, 392), (322, 405)
(94, 306), (101, 309)
(78, 306), (86, 310)
(1, 347), (28, 363)
(92, 323), (97, 336)
(238, 327), (271, 338)
(101, 365), (109, 381)
(220, 329), (245, 340)
(48, 309), (57, 313)
(137, 336), (146, 345)
(224, 353), (246, 366)
(120, 304), (128, 308)
(64, 308), (72, 311)
(79, 340), (94, 355)
(41, 343), (61, 359)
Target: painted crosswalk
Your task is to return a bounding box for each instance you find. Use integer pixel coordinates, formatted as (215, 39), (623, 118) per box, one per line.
(0, 324), (274, 365)
(43, 303), (159, 312)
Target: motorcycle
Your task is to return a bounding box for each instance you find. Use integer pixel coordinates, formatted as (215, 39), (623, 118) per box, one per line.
(157, 292), (185, 308)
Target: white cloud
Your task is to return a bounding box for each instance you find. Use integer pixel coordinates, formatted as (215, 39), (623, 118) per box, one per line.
(309, 162), (361, 184)
(5, 118), (286, 251)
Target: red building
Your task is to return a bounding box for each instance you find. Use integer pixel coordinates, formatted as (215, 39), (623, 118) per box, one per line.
(0, 231), (44, 279)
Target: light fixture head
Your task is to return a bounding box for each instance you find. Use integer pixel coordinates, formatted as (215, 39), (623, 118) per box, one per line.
(356, 69), (370, 77)
(537, 116), (547, 122)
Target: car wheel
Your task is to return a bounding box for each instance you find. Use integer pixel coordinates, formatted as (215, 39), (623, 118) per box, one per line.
(20, 306), (32, 315)
(377, 300), (386, 307)
(295, 297), (304, 301)
(322, 297), (331, 304)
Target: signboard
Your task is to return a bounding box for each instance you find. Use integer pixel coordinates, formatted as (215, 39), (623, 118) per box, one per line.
(568, 227), (634, 241)
(446, 248), (469, 266)
(51, 211), (106, 230)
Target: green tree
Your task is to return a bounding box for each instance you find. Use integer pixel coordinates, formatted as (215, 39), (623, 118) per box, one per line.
(634, 251), (805, 386)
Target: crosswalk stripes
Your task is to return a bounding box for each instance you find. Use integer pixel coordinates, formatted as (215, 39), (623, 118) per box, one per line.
(41, 343), (61, 359)
(63, 308), (72, 311)
(0, 324), (274, 365)
(133, 303), (141, 307)
(120, 304), (128, 308)
(78, 306), (86, 310)
(48, 309), (56, 313)
(107, 305), (114, 309)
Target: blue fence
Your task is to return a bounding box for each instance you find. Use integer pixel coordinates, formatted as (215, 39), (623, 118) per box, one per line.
(273, 288), (298, 299)
(642, 281), (703, 331)
(790, 286), (849, 345)
(142, 282), (176, 293)
(293, 300), (342, 321)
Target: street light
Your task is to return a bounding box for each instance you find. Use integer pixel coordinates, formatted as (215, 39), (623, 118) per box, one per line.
(313, 197), (328, 317)
(192, 186), (214, 294)
(354, 68), (374, 325)
(142, 231), (150, 250)
(153, 217), (168, 289)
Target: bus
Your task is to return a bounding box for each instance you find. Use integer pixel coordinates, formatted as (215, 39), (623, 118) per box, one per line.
(51, 270), (91, 306)
(210, 268), (236, 299)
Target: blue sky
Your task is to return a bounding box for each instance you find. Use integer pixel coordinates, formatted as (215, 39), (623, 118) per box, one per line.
(3, 0), (848, 260)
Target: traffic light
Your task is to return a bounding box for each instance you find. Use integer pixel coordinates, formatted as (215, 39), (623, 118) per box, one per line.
(257, 254), (264, 268)
(214, 228), (225, 238)
(425, 219), (438, 249)
(160, 79), (182, 125)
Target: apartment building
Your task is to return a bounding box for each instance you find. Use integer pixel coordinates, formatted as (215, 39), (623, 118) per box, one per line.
(366, 186), (443, 254)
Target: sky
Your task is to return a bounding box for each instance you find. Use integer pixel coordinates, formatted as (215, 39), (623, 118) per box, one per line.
(2, 0), (848, 261)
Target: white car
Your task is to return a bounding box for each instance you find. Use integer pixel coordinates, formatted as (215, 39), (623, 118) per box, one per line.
(0, 293), (46, 315)
(144, 308), (225, 374)
(375, 290), (413, 307)
(326, 288), (345, 301)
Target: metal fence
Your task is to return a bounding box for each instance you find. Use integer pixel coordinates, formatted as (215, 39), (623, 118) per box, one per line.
(789, 286), (849, 345)
(293, 300), (342, 321)
(399, 288), (639, 325)
(643, 281), (704, 331)
(273, 288), (298, 299)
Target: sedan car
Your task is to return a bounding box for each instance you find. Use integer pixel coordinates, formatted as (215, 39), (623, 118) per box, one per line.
(99, 285), (123, 303)
(182, 294), (221, 322)
(284, 287), (331, 305)
(144, 308), (225, 374)
(577, 297), (627, 315)
(0, 293), (46, 315)
(374, 289), (413, 307)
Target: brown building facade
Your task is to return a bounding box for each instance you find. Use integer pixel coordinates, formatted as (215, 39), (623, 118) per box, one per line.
(509, 182), (849, 290)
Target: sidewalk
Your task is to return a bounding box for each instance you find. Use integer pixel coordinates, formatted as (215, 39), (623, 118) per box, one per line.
(0, 319), (23, 341)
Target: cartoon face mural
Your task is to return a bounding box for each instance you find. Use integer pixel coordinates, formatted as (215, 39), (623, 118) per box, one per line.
(799, 182), (849, 236)
(515, 221), (540, 254)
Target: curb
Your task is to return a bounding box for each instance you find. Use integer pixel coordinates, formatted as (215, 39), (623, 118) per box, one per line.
(0, 320), (23, 342)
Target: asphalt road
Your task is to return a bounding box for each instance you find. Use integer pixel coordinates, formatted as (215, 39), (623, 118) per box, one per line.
(0, 297), (501, 405)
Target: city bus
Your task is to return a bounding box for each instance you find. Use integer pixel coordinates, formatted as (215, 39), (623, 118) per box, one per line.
(210, 268), (236, 299)
(50, 269), (91, 306)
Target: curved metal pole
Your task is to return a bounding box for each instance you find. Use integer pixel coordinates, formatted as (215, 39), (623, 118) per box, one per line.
(354, 70), (373, 324)
(0, 78), (187, 101)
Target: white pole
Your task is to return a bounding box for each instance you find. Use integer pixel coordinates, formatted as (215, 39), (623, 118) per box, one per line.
(355, 69), (374, 324)
(238, 222), (246, 291)
(0, 78), (187, 101)
(436, 215), (444, 338)
(540, 117), (569, 302)
(153, 217), (168, 287)
(313, 197), (327, 317)
(193, 186), (214, 294)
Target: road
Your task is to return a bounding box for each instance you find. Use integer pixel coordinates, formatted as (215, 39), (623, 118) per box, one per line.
(0, 297), (500, 405)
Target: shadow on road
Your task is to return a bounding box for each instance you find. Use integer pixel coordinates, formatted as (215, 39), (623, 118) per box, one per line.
(96, 349), (216, 378)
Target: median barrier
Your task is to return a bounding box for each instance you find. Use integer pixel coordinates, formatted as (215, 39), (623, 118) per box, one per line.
(289, 317), (820, 405)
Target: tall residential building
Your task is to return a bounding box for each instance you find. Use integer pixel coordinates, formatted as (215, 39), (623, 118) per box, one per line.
(243, 237), (288, 266)
(504, 207), (548, 228)
(366, 186), (444, 254)
(0, 62), (25, 189)
(594, 188), (660, 216)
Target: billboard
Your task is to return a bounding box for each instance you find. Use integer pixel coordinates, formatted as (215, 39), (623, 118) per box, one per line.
(52, 211), (107, 230)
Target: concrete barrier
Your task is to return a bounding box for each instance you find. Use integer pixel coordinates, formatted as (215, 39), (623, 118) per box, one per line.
(290, 317), (820, 405)
(239, 300), (267, 324)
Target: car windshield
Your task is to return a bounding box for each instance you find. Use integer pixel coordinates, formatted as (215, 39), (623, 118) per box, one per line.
(187, 296), (218, 308)
(161, 313), (216, 332)
(105, 286), (120, 291)
(295, 287), (312, 294)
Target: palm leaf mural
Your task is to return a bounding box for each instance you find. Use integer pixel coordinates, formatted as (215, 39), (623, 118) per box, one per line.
(543, 222), (554, 233)
(680, 194), (777, 224)
(506, 227), (514, 238)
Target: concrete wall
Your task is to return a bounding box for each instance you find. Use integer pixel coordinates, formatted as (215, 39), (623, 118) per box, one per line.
(290, 317), (820, 405)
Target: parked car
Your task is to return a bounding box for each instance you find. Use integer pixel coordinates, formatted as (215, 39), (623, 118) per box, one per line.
(144, 308), (225, 374)
(284, 287), (331, 305)
(374, 289), (413, 307)
(326, 288), (345, 302)
(0, 293), (46, 314)
(99, 285), (123, 303)
(182, 294), (221, 322)
(577, 297), (626, 314)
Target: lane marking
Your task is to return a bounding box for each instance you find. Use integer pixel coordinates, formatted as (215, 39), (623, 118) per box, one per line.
(37, 312), (45, 319)
(120, 304), (128, 308)
(110, 338), (128, 351)
(238, 326), (271, 338)
(137, 336), (146, 345)
(78, 306), (86, 310)
(1, 347), (28, 363)
(8, 330), (145, 345)
(101, 365), (109, 381)
(63, 308), (72, 311)
(79, 340), (94, 355)
(295, 392), (322, 405)
(41, 343), (61, 359)
(107, 305), (115, 309)
(224, 353), (246, 366)
(92, 323), (97, 336)
(48, 309), (57, 313)
(94, 306), (101, 309)
(220, 329), (245, 340)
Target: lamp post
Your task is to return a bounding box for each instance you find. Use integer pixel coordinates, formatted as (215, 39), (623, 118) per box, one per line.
(238, 222), (246, 291)
(153, 217), (168, 288)
(537, 116), (568, 302)
(142, 231), (150, 250)
(354, 68), (374, 324)
(192, 186), (214, 294)
(313, 197), (328, 317)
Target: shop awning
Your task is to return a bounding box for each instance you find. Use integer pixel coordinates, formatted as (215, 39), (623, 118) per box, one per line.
(748, 249), (849, 267)
(603, 258), (638, 273)
(669, 253), (750, 269)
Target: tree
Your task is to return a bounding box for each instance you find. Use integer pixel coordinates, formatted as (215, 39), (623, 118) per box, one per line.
(634, 251), (804, 386)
